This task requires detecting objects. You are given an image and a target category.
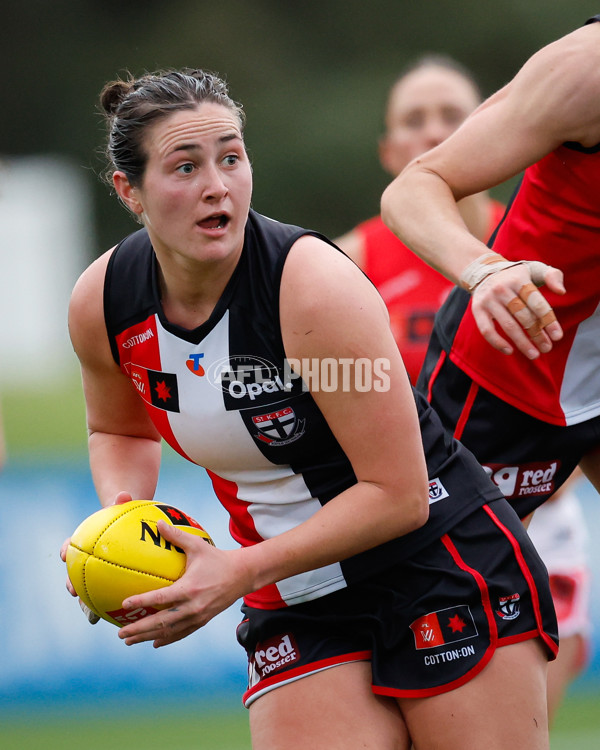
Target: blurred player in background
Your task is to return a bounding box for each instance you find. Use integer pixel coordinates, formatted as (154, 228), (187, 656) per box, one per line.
(381, 16), (600, 501)
(527, 475), (591, 720)
(335, 55), (504, 386)
(337, 53), (591, 723)
(63, 67), (558, 749)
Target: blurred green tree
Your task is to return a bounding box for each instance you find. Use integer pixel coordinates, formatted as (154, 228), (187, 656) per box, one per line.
(2, 0), (596, 256)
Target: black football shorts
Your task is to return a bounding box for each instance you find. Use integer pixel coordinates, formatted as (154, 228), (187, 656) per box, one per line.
(236, 498), (558, 707)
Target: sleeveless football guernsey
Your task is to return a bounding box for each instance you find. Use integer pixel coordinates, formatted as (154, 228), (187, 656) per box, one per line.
(104, 210), (502, 609)
(358, 201), (505, 383)
(431, 142), (600, 426)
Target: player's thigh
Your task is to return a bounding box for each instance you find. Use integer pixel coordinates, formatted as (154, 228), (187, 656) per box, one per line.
(397, 639), (549, 750)
(249, 660), (410, 750)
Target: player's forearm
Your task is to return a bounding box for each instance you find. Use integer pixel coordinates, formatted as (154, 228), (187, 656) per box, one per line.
(238, 477), (429, 594)
(88, 431), (162, 507)
(381, 167), (489, 285)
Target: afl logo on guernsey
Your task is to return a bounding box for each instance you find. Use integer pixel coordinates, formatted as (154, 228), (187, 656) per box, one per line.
(206, 355), (300, 410)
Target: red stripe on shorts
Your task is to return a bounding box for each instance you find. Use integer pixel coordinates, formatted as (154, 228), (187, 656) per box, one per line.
(483, 504), (559, 658)
(453, 380), (479, 442)
(242, 650), (371, 707)
(377, 533), (497, 699)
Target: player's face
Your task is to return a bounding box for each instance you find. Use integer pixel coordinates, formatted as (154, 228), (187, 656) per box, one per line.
(124, 103), (252, 267)
(379, 66), (480, 176)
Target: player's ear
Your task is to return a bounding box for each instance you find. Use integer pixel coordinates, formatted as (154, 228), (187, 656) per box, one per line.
(113, 171), (144, 216)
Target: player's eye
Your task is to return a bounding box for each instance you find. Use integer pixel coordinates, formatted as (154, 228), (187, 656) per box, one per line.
(441, 107), (467, 128)
(177, 163), (195, 174)
(222, 154), (239, 167)
(403, 112), (425, 130)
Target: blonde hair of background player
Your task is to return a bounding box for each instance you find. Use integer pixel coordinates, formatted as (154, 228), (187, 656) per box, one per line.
(335, 56), (493, 262)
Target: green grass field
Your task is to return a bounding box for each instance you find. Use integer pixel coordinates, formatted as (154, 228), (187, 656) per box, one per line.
(0, 693), (598, 750)
(1, 376), (88, 456)
(550, 693), (600, 749)
(0, 702), (251, 750)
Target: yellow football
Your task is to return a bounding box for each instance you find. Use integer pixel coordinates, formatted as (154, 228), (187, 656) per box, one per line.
(66, 500), (214, 627)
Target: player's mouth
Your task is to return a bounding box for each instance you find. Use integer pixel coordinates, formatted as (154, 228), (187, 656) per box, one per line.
(197, 213), (230, 231)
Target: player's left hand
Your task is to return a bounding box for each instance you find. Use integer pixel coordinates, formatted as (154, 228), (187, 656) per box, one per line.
(117, 520), (252, 648)
(468, 260), (565, 358)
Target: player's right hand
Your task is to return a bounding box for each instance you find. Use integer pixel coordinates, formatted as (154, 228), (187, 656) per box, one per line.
(60, 493), (141, 625)
(60, 536), (100, 624)
(60, 492), (132, 590)
(113, 491), (135, 506)
(60, 493), (140, 624)
(60, 536), (76, 595)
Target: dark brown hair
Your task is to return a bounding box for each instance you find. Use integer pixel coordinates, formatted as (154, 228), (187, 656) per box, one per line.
(99, 68), (245, 187)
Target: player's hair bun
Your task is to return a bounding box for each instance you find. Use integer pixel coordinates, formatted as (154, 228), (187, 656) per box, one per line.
(99, 79), (134, 116)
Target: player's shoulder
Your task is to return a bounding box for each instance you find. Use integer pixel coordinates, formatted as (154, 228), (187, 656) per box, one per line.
(519, 21), (600, 92)
(68, 247), (116, 345)
(333, 226), (366, 265)
(281, 233), (386, 335)
(531, 18), (599, 60)
(507, 21), (600, 148)
(285, 234), (371, 296)
(70, 248), (114, 309)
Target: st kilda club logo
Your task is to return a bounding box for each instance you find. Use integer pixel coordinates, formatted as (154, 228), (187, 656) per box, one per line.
(496, 593), (521, 621)
(252, 406), (305, 446)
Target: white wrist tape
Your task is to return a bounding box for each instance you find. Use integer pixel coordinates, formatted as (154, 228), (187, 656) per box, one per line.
(459, 252), (551, 293)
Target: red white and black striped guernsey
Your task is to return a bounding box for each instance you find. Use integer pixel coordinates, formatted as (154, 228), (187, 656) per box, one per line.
(104, 209), (503, 609)
(428, 15), (600, 428)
